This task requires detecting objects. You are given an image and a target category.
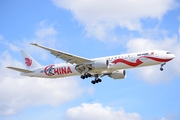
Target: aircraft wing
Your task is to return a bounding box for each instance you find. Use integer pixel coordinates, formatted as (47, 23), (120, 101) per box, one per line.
(30, 43), (92, 64)
(7, 67), (33, 73)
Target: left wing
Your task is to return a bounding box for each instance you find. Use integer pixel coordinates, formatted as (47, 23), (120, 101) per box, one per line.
(30, 43), (92, 64)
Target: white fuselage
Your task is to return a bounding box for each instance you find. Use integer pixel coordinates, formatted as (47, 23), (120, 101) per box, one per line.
(21, 50), (175, 78)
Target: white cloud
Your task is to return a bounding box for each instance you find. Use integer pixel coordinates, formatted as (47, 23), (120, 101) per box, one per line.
(0, 35), (20, 52)
(53, 0), (176, 40)
(178, 16), (180, 21)
(1, 20), (58, 52)
(3, 20), (59, 61)
(35, 20), (57, 39)
(35, 27), (57, 38)
(126, 35), (180, 83)
(179, 27), (180, 39)
(62, 103), (142, 120)
(30, 20), (58, 48)
(0, 34), (4, 41)
(160, 117), (170, 120)
(0, 44), (83, 116)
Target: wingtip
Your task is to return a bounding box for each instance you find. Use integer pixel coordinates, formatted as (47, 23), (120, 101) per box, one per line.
(6, 66), (13, 69)
(30, 43), (38, 46)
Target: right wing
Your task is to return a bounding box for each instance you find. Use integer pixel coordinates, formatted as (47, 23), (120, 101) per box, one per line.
(30, 43), (92, 64)
(7, 67), (33, 73)
(30, 43), (94, 73)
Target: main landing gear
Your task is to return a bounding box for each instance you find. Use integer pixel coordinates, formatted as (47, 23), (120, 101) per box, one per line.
(91, 74), (102, 84)
(80, 73), (92, 79)
(91, 78), (102, 84)
(80, 73), (102, 84)
(160, 62), (166, 71)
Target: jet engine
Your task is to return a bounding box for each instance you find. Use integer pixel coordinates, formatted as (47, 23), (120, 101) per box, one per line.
(109, 70), (126, 79)
(91, 59), (109, 69)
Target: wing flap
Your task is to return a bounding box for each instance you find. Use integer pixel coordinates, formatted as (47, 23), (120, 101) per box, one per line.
(30, 43), (92, 64)
(7, 67), (33, 73)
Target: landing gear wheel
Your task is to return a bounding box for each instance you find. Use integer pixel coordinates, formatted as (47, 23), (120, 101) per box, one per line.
(84, 73), (92, 78)
(91, 80), (96, 84)
(85, 74), (88, 78)
(95, 80), (99, 83)
(98, 79), (102, 82)
(160, 68), (163, 71)
(81, 75), (85, 79)
(88, 73), (92, 77)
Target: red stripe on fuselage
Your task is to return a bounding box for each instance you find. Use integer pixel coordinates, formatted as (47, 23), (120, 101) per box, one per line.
(144, 56), (173, 62)
(112, 56), (172, 67)
(112, 58), (143, 67)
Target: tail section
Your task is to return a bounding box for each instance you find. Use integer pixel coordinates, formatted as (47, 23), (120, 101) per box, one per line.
(20, 50), (41, 69)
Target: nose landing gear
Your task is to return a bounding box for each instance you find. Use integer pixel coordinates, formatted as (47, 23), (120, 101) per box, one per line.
(160, 62), (166, 71)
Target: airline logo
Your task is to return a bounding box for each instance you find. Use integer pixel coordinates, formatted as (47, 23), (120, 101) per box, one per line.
(25, 58), (32, 67)
(44, 65), (72, 76)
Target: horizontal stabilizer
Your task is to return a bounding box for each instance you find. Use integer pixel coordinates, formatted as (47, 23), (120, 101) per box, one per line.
(7, 67), (33, 73)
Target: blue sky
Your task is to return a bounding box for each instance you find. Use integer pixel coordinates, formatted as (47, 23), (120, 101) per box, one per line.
(0, 0), (180, 120)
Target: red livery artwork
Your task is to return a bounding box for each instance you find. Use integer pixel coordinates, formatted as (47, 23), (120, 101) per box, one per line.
(44, 65), (72, 76)
(112, 56), (173, 67)
(112, 58), (143, 67)
(25, 58), (32, 67)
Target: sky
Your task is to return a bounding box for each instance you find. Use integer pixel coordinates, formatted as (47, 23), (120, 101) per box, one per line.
(0, 0), (180, 120)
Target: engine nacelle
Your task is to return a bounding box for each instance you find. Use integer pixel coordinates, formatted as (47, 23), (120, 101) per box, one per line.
(109, 70), (126, 79)
(91, 59), (109, 69)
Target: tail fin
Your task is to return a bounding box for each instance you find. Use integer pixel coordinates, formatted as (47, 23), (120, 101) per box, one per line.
(20, 50), (41, 69)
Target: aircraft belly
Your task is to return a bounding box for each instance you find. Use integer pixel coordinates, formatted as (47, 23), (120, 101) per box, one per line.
(90, 69), (111, 74)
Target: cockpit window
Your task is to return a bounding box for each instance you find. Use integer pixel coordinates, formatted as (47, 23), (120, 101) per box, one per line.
(166, 52), (171, 54)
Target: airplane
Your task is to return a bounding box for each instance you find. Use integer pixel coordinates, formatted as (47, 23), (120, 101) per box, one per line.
(7, 43), (175, 84)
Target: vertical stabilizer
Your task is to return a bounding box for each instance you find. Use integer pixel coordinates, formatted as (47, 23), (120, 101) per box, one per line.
(20, 50), (41, 69)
